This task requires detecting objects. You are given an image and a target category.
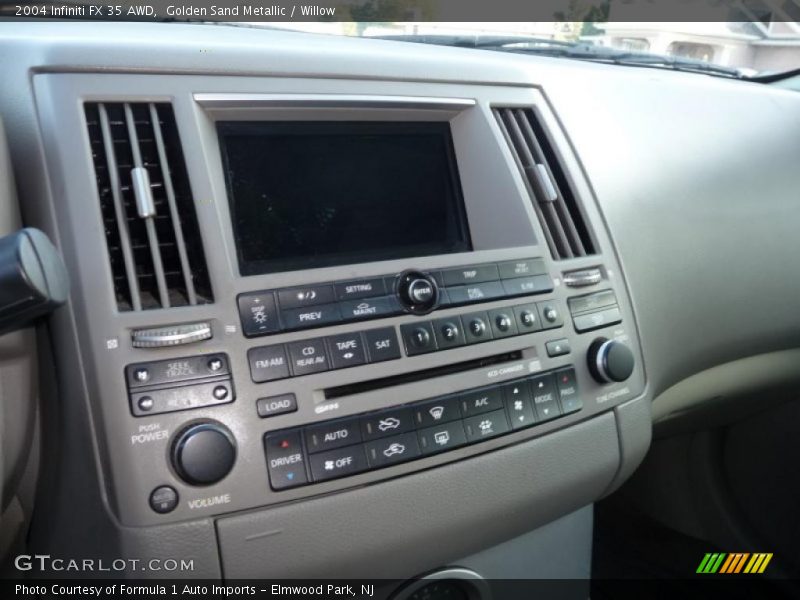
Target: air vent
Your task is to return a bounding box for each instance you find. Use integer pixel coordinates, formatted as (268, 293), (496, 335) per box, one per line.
(84, 102), (213, 311)
(493, 107), (596, 260)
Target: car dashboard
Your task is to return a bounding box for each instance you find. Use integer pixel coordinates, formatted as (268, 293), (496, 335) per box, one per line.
(1, 22), (800, 588)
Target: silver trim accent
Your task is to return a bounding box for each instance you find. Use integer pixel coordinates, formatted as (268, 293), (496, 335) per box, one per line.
(536, 163), (558, 202)
(193, 93), (477, 110)
(149, 104), (198, 305)
(124, 103), (170, 308)
(131, 167), (155, 218)
(97, 103), (141, 311)
(390, 567), (490, 600)
(595, 338), (615, 383)
(131, 322), (212, 348)
(563, 268), (603, 287)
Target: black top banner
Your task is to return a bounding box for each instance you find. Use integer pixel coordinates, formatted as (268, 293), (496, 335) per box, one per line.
(2, 0), (800, 22)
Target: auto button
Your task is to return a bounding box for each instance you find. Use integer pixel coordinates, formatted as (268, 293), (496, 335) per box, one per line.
(305, 418), (362, 453)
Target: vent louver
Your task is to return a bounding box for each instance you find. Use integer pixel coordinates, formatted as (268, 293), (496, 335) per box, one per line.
(84, 102), (213, 311)
(493, 107), (596, 260)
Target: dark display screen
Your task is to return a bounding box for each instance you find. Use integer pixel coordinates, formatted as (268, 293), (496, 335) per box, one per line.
(218, 122), (472, 275)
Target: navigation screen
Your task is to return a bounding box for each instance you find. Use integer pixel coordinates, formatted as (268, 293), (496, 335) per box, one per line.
(218, 121), (472, 275)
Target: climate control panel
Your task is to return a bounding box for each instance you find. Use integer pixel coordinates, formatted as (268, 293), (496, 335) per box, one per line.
(265, 367), (581, 491)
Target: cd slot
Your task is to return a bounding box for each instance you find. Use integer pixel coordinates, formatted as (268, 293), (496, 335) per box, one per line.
(324, 350), (523, 399)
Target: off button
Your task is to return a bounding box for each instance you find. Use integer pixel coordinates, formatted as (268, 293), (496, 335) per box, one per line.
(309, 446), (369, 482)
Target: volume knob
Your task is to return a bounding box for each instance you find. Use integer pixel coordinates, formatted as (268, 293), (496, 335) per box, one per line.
(587, 338), (635, 384)
(171, 422), (236, 486)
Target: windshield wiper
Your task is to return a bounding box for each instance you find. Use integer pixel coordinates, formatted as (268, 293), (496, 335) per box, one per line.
(374, 34), (744, 79)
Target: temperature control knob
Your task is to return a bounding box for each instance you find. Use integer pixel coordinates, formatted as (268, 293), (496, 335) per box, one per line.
(171, 422), (236, 486)
(396, 271), (439, 315)
(587, 338), (635, 384)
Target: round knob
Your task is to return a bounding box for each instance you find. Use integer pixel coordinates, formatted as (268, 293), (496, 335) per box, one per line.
(587, 338), (635, 384)
(171, 422), (236, 486)
(396, 271), (439, 314)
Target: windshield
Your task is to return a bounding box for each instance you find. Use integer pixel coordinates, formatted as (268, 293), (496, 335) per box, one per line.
(264, 22), (800, 78)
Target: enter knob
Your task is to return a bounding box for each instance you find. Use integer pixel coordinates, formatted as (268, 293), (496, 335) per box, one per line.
(171, 422), (236, 486)
(396, 270), (439, 314)
(587, 338), (635, 384)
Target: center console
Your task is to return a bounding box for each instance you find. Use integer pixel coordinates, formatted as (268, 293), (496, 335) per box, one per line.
(30, 66), (648, 578)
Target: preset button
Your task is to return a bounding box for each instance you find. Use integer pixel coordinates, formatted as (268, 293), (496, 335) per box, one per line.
(433, 316), (465, 349)
(401, 322), (438, 356)
(463, 312), (494, 345)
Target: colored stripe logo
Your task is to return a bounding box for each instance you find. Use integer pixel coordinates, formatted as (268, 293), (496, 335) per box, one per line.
(697, 553), (773, 574)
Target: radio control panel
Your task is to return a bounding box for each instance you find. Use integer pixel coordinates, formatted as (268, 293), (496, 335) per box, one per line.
(237, 258), (552, 337)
